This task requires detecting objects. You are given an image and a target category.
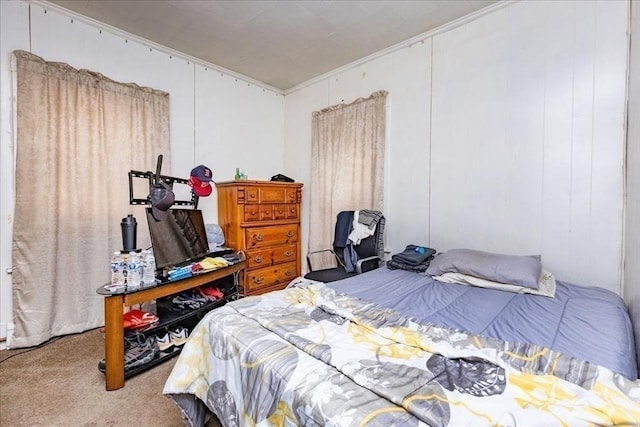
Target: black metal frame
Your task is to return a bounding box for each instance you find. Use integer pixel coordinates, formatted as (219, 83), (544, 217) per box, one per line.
(127, 154), (199, 209)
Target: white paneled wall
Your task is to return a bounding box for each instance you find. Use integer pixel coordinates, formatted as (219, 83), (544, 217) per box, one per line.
(194, 65), (285, 224)
(430, 1), (628, 292)
(285, 0), (629, 295)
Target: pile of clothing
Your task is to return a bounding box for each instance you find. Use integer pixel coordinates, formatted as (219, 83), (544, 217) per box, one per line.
(387, 244), (436, 272)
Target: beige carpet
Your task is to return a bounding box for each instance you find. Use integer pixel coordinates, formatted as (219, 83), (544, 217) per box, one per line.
(0, 329), (221, 427)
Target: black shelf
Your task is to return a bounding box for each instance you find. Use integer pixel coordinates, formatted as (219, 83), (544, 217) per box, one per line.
(124, 297), (228, 339)
(124, 347), (182, 379)
(117, 296), (233, 378)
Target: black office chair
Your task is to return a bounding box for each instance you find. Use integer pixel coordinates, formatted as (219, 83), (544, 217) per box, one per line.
(305, 210), (385, 283)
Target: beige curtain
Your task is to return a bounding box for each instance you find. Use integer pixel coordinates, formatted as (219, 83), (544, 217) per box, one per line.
(12, 50), (170, 348)
(308, 90), (387, 268)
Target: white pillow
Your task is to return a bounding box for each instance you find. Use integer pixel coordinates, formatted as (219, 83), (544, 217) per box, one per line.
(433, 269), (556, 297)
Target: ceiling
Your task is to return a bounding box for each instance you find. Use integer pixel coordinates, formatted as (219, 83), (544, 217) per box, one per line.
(46, 0), (499, 91)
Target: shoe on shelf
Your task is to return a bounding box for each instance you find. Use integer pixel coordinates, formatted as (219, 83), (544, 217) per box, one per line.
(156, 332), (175, 356)
(198, 286), (224, 301)
(172, 291), (208, 310)
(123, 309), (159, 330)
(97, 335), (159, 374)
(169, 326), (189, 347)
(124, 336), (159, 371)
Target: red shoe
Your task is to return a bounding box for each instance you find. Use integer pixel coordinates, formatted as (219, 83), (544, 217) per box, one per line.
(123, 309), (159, 330)
(199, 286), (224, 301)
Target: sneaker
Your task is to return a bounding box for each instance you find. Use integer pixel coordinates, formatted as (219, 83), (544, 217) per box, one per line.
(172, 291), (208, 310)
(169, 327), (189, 347)
(124, 336), (158, 371)
(97, 335), (159, 374)
(156, 333), (174, 355)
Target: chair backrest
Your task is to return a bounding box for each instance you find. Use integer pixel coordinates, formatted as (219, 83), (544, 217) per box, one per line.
(331, 210), (385, 267)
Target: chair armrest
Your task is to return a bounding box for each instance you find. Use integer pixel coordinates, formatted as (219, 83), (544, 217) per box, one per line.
(306, 249), (339, 272)
(355, 256), (381, 274)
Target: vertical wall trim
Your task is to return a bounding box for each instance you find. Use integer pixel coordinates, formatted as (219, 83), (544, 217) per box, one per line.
(427, 37), (434, 246)
(28, 3), (32, 52)
(193, 63), (196, 164)
(621, 0), (633, 296)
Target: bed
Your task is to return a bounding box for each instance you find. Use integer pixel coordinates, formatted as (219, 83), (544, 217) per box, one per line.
(163, 250), (640, 426)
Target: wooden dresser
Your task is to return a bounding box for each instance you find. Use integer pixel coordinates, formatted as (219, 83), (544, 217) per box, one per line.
(216, 180), (303, 296)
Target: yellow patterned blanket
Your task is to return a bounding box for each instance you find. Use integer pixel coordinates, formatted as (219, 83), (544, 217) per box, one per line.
(164, 280), (640, 426)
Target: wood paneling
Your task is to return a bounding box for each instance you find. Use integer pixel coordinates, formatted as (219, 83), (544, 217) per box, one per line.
(430, 0), (628, 293)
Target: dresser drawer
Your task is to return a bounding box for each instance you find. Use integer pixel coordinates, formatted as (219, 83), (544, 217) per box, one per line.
(260, 204), (275, 220)
(274, 204), (288, 220)
(245, 261), (297, 293)
(243, 186), (287, 204)
(285, 188), (298, 204)
(244, 205), (261, 222)
(244, 203), (296, 222)
(246, 248), (273, 269)
(245, 224), (298, 249)
(272, 244), (297, 264)
(286, 204), (298, 220)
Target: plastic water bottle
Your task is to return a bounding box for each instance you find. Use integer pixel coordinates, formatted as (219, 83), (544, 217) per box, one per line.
(110, 251), (125, 286)
(126, 251), (142, 290)
(141, 250), (157, 285)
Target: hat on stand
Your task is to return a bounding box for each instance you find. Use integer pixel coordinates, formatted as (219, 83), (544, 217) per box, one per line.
(149, 182), (175, 221)
(189, 165), (214, 197)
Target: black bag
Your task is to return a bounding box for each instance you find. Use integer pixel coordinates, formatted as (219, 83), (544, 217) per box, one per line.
(270, 174), (294, 182)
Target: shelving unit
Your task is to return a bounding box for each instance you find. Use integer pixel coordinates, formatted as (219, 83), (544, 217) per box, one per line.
(121, 291), (231, 378)
(97, 261), (246, 391)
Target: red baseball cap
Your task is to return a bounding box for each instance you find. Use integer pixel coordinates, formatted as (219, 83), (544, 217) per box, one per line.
(189, 165), (213, 197)
(189, 175), (212, 197)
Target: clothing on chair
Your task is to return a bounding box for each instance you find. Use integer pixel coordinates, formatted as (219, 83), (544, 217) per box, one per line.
(332, 211), (354, 248)
(332, 211), (358, 273)
(358, 210), (384, 228)
(348, 211), (375, 245)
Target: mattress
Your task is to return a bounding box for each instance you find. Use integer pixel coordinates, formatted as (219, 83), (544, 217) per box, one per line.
(329, 266), (638, 380)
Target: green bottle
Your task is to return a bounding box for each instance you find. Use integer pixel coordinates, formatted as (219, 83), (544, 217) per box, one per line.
(235, 167), (241, 180)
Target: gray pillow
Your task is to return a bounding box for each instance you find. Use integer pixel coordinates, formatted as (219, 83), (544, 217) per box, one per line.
(425, 249), (542, 289)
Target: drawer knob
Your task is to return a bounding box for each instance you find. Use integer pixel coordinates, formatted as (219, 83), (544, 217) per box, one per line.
(254, 234), (264, 241)
(250, 194), (256, 198)
(284, 250), (293, 257)
(253, 276), (264, 284)
(265, 210), (271, 215)
(254, 256), (264, 264)
(250, 210), (257, 215)
(286, 231), (294, 238)
(284, 270), (294, 277)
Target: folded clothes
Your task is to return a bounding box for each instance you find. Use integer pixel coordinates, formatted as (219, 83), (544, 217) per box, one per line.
(391, 244), (436, 266)
(358, 210), (383, 228)
(386, 259), (432, 272)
